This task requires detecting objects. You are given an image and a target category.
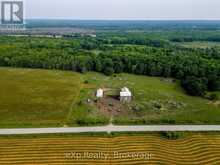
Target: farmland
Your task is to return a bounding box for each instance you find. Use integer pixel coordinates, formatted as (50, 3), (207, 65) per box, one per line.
(0, 133), (220, 164)
(69, 72), (220, 125)
(0, 24), (220, 127)
(0, 67), (219, 128)
(1, 20), (220, 165)
(0, 67), (81, 128)
(178, 41), (220, 49)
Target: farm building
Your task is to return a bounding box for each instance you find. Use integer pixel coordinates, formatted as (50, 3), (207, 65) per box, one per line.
(120, 87), (132, 103)
(96, 89), (104, 98)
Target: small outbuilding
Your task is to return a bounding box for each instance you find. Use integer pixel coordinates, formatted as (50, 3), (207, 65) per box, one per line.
(96, 88), (104, 98)
(120, 87), (132, 103)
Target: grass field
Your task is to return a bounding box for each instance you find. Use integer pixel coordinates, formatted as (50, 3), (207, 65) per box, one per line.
(178, 41), (220, 48)
(74, 72), (220, 125)
(0, 67), (220, 127)
(0, 133), (220, 164)
(0, 67), (81, 128)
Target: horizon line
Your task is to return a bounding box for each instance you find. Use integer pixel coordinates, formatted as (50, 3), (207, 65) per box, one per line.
(26, 18), (220, 21)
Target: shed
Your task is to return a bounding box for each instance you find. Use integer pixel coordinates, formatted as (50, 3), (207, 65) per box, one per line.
(120, 87), (132, 103)
(96, 89), (104, 98)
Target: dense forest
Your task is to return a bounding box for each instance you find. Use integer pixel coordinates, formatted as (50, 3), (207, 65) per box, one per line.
(26, 20), (220, 30)
(0, 29), (220, 97)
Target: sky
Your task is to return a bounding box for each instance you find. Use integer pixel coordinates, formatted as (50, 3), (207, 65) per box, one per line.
(25, 0), (220, 20)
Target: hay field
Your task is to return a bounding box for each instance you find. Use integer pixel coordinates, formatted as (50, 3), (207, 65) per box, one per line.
(0, 133), (220, 164)
(0, 67), (81, 128)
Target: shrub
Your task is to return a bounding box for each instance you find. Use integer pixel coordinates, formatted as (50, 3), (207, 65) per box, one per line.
(76, 116), (109, 126)
(209, 93), (219, 101)
(162, 119), (176, 124)
(78, 101), (83, 105)
(84, 80), (89, 84)
(181, 76), (207, 96)
(104, 67), (114, 76)
(151, 101), (162, 109)
(161, 132), (185, 140)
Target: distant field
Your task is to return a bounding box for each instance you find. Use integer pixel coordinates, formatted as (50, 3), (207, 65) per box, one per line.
(0, 133), (220, 164)
(0, 67), (81, 128)
(179, 41), (220, 48)
(0, 67), (220, 127)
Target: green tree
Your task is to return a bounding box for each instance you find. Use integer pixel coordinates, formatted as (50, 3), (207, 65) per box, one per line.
(103, 58), (114, 75)
(181, 76), (208, 96)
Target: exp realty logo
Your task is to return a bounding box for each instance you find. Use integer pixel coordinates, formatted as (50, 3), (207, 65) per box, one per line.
(0, 0), (25, 30)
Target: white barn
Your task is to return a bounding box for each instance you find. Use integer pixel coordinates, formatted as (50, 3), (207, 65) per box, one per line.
(120, 87), (132, 103)
(96, 89), (104, 98)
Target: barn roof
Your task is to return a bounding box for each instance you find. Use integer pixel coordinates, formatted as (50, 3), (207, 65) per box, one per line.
(120, 87), (132, 97)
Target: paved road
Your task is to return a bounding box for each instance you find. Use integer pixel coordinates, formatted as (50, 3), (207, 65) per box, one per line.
(1, 125), (220, 135)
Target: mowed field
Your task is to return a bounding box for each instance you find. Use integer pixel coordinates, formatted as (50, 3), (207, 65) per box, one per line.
(0, 133), (220, 164)
(0, 67), (81, 128)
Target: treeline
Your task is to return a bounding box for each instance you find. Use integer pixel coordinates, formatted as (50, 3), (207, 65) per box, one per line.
(170, 36), (220, 42)
(0, 36), (220, 97)
(104, 38), (170, 48)
(79, 37), (170, 50)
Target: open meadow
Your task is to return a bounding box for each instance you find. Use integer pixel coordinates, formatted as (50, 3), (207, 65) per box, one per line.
(0, 133), (220, 164)
(70, 72), (220, 125)
(0, 67), (81, 128)
(0, 67), (220, 127)
(178, 41), (220, 48)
